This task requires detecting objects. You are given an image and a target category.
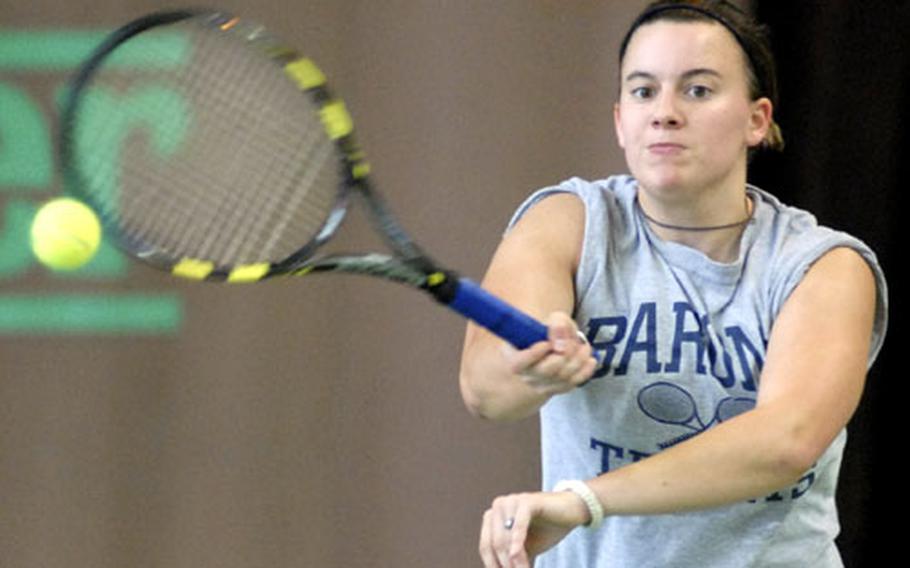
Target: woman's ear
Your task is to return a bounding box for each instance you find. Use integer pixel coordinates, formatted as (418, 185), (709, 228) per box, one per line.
(747, 97), (773, 148)
(614, 102), (626, 149)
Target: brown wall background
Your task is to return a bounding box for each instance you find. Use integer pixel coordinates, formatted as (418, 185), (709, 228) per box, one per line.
(2, 1), (639, 566)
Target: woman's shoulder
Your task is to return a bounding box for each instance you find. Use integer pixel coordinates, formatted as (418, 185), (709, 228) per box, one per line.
(507, 175), (638, 232)
(747, 186), (887, 359)
(748, 186), (873, 262)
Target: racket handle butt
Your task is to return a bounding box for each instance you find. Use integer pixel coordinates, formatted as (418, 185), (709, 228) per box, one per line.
(445, 277), (548, 349)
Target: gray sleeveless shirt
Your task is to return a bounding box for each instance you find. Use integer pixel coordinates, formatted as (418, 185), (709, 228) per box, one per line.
(506, 176), (888, 568)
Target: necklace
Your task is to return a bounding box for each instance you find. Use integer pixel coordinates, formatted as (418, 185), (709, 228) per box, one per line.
(638, 197), (754, 232)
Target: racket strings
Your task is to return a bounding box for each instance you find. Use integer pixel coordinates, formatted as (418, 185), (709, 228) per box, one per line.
(257, 130), (339, 256)
(69, 17), (342, 268)
(165, 24), (336, 264)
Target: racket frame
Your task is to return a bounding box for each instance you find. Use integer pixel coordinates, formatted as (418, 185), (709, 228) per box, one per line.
(59, 9), (551, 350)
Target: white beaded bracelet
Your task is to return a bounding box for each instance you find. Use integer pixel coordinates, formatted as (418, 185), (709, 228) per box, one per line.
(553, 479), (604, 529)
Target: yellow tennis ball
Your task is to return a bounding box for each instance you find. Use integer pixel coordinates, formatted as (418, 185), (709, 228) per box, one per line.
(30, 198), (102, 271)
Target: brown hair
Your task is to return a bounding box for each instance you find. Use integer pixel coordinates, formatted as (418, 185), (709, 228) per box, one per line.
(619, 0), (784, 151)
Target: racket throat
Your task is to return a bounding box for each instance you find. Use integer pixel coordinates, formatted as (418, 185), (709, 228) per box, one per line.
(423, 269), (461, 304)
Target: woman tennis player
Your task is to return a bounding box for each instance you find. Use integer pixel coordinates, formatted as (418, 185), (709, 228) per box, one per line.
(460, 1), (888, 566)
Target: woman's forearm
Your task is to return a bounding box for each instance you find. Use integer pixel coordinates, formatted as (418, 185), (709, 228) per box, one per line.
(460, 315), (595, 421)
(586, 402), (822, 517)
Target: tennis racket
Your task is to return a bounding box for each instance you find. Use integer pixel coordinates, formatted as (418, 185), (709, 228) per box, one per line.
(58, 9), (548, 348)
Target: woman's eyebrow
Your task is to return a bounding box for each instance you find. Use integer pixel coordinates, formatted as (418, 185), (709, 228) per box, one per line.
(624, 68), (723, 82)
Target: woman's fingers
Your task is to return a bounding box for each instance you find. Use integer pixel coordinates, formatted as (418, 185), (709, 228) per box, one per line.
(480, 495), (532, 568)
(498, 312), (597, 395)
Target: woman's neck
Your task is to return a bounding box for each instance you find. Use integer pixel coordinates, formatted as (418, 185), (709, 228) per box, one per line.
(637, 185), (754, 263)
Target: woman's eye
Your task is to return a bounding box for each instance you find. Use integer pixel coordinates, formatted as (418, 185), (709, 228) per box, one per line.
(630, 86), (654, 99)
(687, 85), (713, 98)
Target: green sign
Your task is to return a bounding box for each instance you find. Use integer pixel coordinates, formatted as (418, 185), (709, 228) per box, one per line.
(0, 29), (184, 335)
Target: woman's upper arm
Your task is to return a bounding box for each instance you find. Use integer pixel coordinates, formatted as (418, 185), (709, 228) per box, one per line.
(473, 192), (585, 329)
(756, 246), (878, 470)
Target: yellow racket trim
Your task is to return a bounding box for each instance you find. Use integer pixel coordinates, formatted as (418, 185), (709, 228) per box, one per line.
(352, 161), (371, 179)
(228, 263), (270, 283)
(426, 272), (446, 287)
(284, 58), (326, 89)
(173, 258), (215, 280)
(320, 100), (353, 140)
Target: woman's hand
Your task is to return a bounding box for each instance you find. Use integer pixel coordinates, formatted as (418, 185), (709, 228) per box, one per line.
(479, 489), (590, 568)
(503, 312), (597, 397)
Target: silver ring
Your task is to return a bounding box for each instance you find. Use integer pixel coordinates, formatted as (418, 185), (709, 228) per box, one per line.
(504, 517), (515, 530)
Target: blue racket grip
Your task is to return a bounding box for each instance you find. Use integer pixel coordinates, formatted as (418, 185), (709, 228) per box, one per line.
(446, 278), (548, 349)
